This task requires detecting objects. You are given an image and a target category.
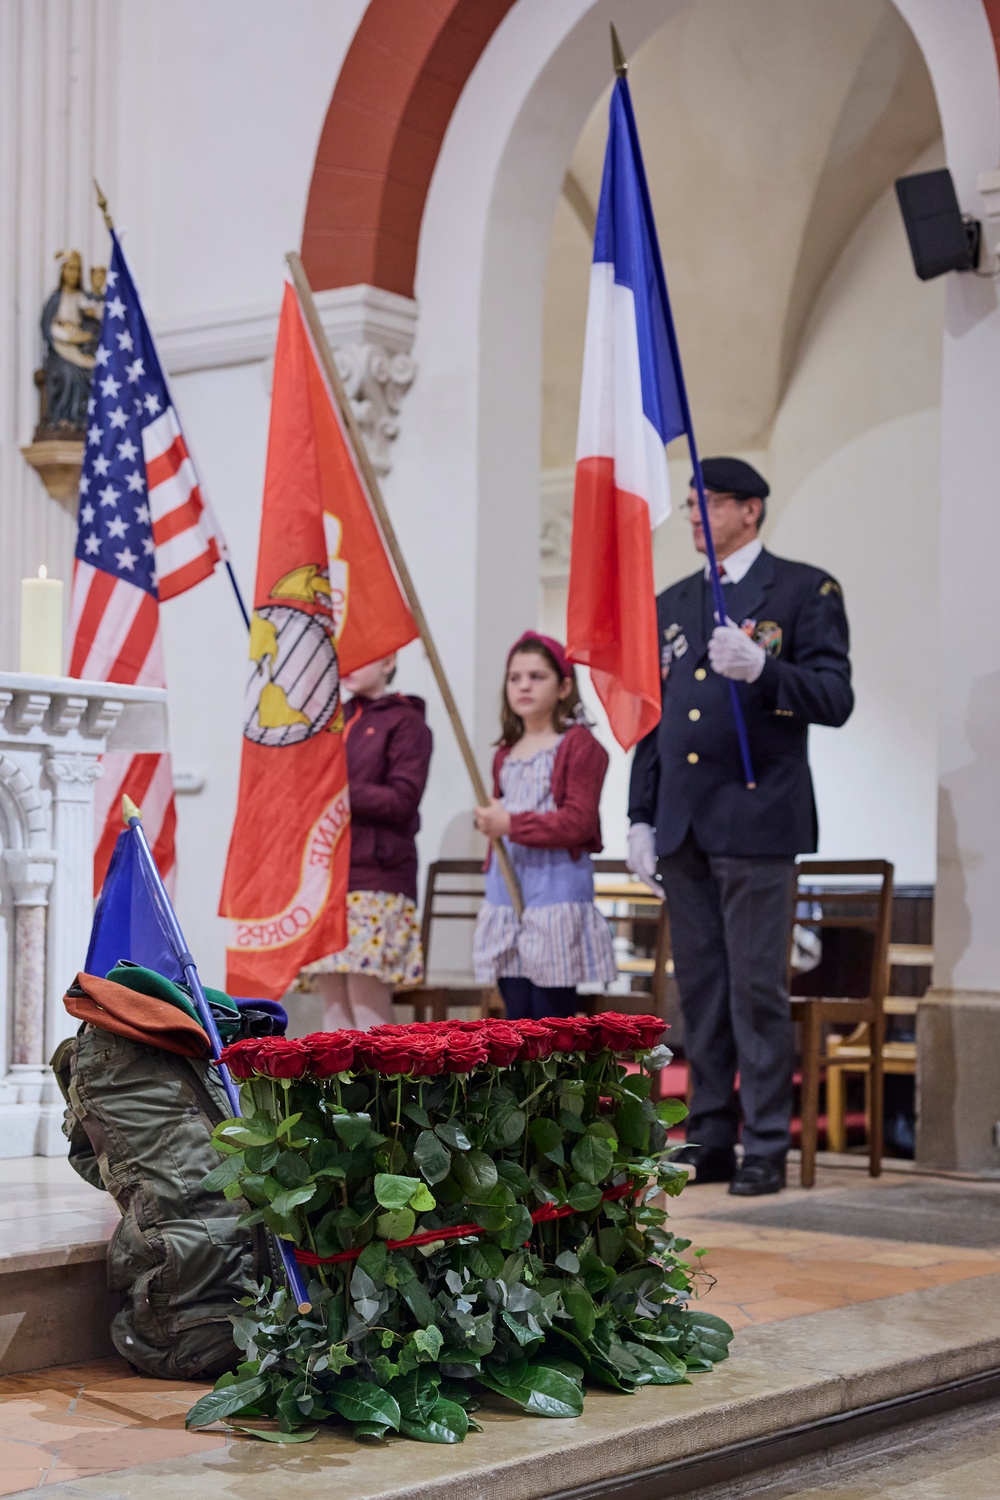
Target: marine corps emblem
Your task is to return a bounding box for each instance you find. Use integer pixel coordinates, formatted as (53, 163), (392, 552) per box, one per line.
(244, 564), (341, 748)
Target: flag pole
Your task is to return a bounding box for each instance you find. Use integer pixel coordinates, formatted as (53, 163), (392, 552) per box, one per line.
(606, 35), (756, 790)
(284, 252), (525, 918)
(121, 794), (313, 1314)
(92, 181), (254, 641)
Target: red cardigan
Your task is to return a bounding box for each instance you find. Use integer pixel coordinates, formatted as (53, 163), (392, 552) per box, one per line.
(491, 725), (608, 860)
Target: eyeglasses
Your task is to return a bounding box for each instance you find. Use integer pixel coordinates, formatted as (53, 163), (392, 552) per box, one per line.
(679, 493), (742, 515)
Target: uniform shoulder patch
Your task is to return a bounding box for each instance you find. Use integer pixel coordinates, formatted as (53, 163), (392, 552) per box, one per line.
(819, 578), (841, 597)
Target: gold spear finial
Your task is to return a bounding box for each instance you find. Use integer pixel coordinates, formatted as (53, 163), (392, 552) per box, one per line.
(610, 23), (628, 77)
(93, 179), (115, 233)
(122, 794), (142, 823)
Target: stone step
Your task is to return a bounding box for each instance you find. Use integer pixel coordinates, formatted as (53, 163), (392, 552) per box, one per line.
(0, 1240), (114, 1375)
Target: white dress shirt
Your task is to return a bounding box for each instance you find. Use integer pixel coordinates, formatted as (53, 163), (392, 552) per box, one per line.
(705, 537), (762, 585)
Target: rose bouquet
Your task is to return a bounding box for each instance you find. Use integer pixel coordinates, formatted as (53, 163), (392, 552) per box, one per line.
(186, 1014), (732, 1444)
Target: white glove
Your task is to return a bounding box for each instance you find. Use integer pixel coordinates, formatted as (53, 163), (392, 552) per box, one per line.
(627, 823), (663, 899)
(708, 619), (766, 683)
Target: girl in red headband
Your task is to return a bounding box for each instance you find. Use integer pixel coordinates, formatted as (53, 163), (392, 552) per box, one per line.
(472, 633), (616, 1019)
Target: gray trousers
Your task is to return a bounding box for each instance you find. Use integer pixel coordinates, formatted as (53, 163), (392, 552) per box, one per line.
(658, 835), (796, 1160)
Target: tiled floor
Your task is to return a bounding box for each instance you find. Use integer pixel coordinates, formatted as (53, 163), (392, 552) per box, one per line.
(1, 1158), (999, 1495)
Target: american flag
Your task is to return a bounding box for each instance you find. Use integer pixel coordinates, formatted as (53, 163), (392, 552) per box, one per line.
(68, 230), (226, 891)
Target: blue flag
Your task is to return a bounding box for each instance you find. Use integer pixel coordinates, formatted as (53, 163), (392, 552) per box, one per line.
(84, 827), (184, 981)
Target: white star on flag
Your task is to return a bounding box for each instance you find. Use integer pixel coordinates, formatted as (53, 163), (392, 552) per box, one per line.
(100, 375), (121, 398)
(106, 515), (128, 539)
(107, 296), (126, 319)
(115, 547), (138, 572)
(116, 438), (138, 462)
(98, 484), (120, 507)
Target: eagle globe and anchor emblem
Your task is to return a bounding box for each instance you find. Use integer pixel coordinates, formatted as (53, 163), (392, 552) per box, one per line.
(244, 564), (342, 747)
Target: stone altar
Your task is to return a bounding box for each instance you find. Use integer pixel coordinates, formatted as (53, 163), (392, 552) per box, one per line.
(0, 672), (167, 1157)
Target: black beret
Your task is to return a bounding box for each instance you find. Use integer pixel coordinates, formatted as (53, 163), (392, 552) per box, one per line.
(693, 456), (770, 501)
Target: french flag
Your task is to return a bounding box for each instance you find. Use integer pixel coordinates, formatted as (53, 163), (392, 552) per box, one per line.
(567, 77), (687, 750)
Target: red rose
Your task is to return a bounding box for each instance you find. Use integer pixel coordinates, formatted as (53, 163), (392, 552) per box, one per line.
(407, 1037), (451, 1077)
(448, 1019), (489, 1033)
(482, 1022), (523, 1067)
(515, 1020), (557, 1061)
(255, 1038), (311, 1079)
(633, 1015), (667, 1050)
(443, 1034), (490, 1074)
(355, 1033), (418, 1075)
(593, 1012), (645, 1052)
(219, 1038), (264, 1079)
(304, 1031), (356, 1077)
(545, 1016), (599, 1053)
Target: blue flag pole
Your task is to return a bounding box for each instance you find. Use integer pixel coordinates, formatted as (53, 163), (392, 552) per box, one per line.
(609, 36), (756, 790)
(121, 795), (312, 1313)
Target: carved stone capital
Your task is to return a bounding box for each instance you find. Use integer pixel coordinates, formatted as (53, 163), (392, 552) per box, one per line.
(317, 284), (418, 477)
(3, 848), (57, 906)
(44, 751), (104, 796)
(540, 466), (575, 582)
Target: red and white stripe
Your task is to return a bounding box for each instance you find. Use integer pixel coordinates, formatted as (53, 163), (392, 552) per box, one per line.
(68, 562), (174, 894)
(143, 406), (223, 601)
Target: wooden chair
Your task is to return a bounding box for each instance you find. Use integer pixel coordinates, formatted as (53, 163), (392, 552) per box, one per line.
(393, 859), (501, 1023)
(824, 941), (930, 1152)
(789, 859), (894, 1188)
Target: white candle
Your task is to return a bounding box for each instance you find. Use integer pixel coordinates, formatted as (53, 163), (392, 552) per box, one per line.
(20, 566), (64, 677)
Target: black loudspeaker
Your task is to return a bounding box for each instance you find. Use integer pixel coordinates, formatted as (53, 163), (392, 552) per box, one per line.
(895, 168), (980, 280)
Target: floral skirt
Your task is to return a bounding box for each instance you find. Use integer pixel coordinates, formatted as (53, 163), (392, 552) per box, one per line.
(298, 890), (424, 989)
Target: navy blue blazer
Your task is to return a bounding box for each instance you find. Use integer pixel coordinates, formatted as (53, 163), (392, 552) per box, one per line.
(628, 548), (853, 857)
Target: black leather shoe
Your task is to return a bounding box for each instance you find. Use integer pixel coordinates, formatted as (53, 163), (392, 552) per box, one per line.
(728, 1155), (786, 1196)
(673, 1145), (736, 1183)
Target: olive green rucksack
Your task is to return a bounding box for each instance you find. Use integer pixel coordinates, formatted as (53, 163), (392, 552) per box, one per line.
(53, 1026), (268, 1380)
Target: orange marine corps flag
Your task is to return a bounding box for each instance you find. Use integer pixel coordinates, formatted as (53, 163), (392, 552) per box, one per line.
(220, 281), (418, 998)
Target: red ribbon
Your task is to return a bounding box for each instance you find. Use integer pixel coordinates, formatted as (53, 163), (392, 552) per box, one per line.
(294, 1181), (638, 1266)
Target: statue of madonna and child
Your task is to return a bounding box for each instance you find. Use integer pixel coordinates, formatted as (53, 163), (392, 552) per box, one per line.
(38, 249), (106, 436)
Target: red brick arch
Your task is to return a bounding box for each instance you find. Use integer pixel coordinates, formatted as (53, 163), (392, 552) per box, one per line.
(302, 0), (1000, 297)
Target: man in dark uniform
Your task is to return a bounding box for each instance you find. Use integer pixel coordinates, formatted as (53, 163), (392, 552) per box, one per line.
(627, 457), (853, 1195)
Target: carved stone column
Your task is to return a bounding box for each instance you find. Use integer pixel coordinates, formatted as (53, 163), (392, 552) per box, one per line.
(44, 749), (104, 1058)
(3, 849), (57, 1073)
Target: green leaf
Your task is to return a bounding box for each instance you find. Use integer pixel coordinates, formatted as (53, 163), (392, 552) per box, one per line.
(679, 1309), (734, 1364)
(403, 1102), (431, 1129)
(554, 1250), (580, 1274)
(413, 1129), (452, 1184)
(244, 1142), (280, 1173)
(495, 1160), (531, 1194)
(400, 1397), (469, 1444)
(186, 1377), (269, 1428)
(329, 1379), (401, 1432)
(615, 1096), (649, 1151)
(657, 1098), (689, 1126)
(200, 1153), (245, 1193)
(570, 1134), (614, 1184)
(268, 1185), (316, 1217)
(621, 1072), (652, 1099)
(333, 1114), (373, 1149)
(214, 1121), (274, 1149)
(562, 1284), (596, 1341)
(389, 1367), (441, 1423)
(435, 1120), (472, 1151)
(567, 1181), (603, 1212)
(400, 1278), (437, 1327)
(597, 1226), (625, 1266)
(377, 1206), (415, 1241)
(352, 1421), (391, 1442)
(409, 1181), (437, 1212)
(479, 1362), (583, 1419)
(413, 1325), (444, 1361)
(231, 1426), (318, 1443)
(274, 1150), (310, 1188)
(486, 1105), (526, 1148)
(452, 1150), (498, 1200)
(467, 1243), (505, 1279)
(374, 1172), (421, 1210)
(275, 1112), (302, 1140)
(528, 1117), (563, 1156)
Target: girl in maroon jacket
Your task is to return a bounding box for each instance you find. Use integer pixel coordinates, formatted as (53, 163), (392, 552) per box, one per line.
(299, 653), (432, 1031)
(472, 633), (616, 1020)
